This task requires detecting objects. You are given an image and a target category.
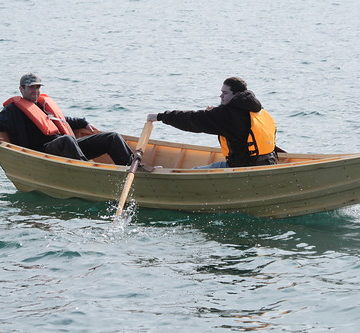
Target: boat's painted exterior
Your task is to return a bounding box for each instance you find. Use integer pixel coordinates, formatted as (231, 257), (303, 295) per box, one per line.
(0, 135), (359, 218)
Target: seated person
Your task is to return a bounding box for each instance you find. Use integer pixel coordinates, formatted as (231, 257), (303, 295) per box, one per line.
(147, 76), (278, 168)
(0, 73), (133, 165)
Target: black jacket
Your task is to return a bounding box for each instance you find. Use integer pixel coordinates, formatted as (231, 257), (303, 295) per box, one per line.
(0, 103), (88, 151)
(157, 90), (263, 167)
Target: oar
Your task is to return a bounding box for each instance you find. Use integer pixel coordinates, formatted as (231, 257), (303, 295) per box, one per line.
(114, 121), (154, 218)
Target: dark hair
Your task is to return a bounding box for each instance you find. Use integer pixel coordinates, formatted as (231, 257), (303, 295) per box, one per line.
(223, 77), (247, 93)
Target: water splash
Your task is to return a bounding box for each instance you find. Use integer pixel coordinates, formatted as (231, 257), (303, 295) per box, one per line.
(112, 199), (138, 231)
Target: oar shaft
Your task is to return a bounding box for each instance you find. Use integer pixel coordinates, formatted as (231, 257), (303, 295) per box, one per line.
(114, 121), (154, 218)
(136, 122), (153, 150)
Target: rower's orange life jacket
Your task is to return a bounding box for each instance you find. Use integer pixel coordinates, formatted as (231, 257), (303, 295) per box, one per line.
(219, 109), (276, 158)
(3, 94), (75, 137)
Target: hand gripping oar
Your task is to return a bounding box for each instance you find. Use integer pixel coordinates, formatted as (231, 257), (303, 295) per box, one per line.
(114, 121), (153, 218)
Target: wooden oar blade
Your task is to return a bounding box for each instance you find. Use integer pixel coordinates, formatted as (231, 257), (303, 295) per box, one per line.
(115, 171), (136, 217)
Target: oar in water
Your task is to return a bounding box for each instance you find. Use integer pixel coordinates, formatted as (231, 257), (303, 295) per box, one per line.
(114, 121), (153, 219)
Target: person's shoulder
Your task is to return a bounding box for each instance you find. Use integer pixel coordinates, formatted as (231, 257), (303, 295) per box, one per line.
(0, 105), (11, 120)
(1, 104), (12, 113)
(0, 103), (25, 120)
(1, 102), (21, 112)
(230, 90), (262, 111)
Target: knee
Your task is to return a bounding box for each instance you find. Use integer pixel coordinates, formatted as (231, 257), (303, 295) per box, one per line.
(108, 132), (121, 139)
(104, 132), (123, 143)
(60, 135), (78, 144)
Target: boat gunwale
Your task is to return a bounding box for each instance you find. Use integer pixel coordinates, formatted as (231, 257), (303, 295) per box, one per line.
(1, 140), (360, 177)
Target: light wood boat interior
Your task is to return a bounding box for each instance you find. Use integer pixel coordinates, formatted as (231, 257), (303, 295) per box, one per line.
(122, 135), (357, 170)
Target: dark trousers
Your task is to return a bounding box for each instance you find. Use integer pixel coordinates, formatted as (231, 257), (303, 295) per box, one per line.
(43, 132), (133, 165)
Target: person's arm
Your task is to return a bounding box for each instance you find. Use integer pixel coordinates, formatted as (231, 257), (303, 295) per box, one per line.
(65, 116), (89, 130)
(0, 107), (11, 132)
(66, 117), (100, 137)
(150, 106), (228, 136)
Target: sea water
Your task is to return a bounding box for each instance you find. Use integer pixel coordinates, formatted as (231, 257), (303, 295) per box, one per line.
(0, 0), (359, 332)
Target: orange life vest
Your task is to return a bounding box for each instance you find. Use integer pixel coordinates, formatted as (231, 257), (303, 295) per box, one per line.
(3, 94), (75, 137)
(219, 109), (276, 158)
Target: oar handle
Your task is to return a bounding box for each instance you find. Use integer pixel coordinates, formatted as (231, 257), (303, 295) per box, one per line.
(136, 121), (153, 151)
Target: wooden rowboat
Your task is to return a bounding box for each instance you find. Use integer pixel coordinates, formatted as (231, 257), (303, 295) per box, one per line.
(0, 132), (359, 218)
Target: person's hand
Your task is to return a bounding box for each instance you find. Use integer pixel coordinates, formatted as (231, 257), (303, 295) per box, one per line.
(147, 114), (158, 122)
(85, 124), (97, 133)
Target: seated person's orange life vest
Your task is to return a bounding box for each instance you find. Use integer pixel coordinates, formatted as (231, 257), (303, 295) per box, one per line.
(3, 94), (75, 137)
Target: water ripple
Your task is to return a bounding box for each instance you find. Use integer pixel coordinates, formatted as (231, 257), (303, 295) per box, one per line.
(0, 0), (359, 331)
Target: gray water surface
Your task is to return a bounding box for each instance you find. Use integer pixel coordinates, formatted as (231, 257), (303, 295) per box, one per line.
(0, 0), (359, 332)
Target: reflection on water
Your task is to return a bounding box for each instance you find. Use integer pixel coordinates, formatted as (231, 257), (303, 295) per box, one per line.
(0, 191), (112, 220)
(136, 206), (360, 255)
(1, 191), (359, 332)
(1, 191), (359, 255)
(0, 191), (140, 244)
